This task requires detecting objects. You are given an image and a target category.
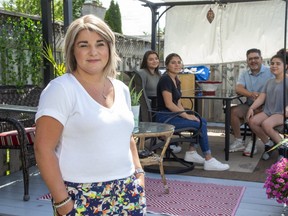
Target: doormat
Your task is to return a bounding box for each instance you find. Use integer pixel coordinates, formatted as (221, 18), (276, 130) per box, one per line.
(146, 177), (245, 216)
(38, 177), (245, 216)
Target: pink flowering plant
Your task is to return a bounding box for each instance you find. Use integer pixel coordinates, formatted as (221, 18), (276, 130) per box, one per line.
(264, 157), (288, 205)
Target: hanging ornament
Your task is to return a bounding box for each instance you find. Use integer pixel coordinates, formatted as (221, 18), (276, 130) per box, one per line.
(207, 8), (215, 23)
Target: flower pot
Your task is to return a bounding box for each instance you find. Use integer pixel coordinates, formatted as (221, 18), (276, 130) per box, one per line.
(131, 105), (140, 132)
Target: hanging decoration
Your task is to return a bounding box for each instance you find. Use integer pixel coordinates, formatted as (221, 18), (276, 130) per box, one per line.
(207, 7), (215, 23)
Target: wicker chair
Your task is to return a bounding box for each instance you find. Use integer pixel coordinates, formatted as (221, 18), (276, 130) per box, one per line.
(134, 122), (174, 193)
(0, 85), (42, 201)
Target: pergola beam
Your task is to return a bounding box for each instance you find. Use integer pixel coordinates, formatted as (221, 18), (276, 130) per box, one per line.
(41, 0), (73, 86)
(63, 0), (73, 32)
(41, 0), (53, 86)
(140, 0), (271, 7)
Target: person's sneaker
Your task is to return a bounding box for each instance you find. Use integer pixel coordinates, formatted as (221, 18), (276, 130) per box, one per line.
(169, 145), (182, 154)
(184, 151), (205, 164)
(229, 139), (245, 152)
(243, 140), (257, 157)
(262, 140), (275, 160)
(204, 158), (230, 171)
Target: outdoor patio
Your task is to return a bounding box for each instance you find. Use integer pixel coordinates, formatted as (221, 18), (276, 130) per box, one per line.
(0, 131), (285, 216)
(0, 167), (284, 216)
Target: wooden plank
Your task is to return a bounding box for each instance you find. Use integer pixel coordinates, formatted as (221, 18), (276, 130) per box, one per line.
(0, 167), (285, 216)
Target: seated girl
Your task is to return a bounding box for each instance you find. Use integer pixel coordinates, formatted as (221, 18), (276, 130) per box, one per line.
(246, 51), (288, 160)
(156, 53), (229, 171)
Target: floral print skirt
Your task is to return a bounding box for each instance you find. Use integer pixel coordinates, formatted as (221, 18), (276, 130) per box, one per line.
(53, 175), (146, 216)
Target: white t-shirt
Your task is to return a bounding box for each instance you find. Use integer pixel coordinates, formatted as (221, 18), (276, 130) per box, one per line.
(35, 73), (135, 183)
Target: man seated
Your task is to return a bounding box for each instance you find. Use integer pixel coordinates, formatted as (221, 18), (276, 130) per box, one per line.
(246, 51), (288, 160)
(230, 48), (274, 157)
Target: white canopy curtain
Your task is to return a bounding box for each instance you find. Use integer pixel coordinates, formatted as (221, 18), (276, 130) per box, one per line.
(163, 0), (286, 64)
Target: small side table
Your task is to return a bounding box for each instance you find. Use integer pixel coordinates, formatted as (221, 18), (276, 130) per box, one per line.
(133, 122), (174, 193)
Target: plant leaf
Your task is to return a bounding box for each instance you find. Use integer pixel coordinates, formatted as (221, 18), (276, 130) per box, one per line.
(267, 138), (288, 152)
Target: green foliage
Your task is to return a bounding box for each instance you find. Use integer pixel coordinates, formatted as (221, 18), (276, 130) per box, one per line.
(73, 0), (85, 19)
(2, 0), (87, 21)
(3, 0), (41, 15)
(128, 75), (143, 106)
(42, 44), (66, 77)
(0, 16), (43, 86)
(104, 0), (122, 34)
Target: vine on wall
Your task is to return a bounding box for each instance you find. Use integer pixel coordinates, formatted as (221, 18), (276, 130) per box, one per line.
(0, 15), (43, 86)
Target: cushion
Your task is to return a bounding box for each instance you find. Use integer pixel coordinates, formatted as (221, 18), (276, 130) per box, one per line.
(0, 127), (35, 147)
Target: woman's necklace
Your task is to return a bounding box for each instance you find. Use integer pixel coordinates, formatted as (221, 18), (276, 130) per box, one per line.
(74, 70), (108, 100)
(102, 79), (107, 100)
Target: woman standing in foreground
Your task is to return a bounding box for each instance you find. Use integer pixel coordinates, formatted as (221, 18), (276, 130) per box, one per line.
(34, 15), (146, 215)
(156, 53), (229, 171)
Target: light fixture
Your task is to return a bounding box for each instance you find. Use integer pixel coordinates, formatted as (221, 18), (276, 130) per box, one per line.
(207, 8), (215, 23)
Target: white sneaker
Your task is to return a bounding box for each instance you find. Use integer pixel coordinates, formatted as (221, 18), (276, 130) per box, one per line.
(184, 151), (205, 164)
(204, 158), (230, 171)
(229, 139), (245, 152)
(243, 140), (257, 157)
(170, 145), (182, 154)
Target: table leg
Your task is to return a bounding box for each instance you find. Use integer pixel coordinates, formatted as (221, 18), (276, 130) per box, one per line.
(224, 99), (231, 161)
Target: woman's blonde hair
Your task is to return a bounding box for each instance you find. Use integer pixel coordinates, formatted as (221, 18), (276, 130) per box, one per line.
(63, 14), (120, 78)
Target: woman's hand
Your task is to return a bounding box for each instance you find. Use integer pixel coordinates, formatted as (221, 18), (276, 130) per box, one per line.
(136, 173), (145, 188)
(186, 114), (200, 122)
(56, 199), (74, 216)
(246, 108), (254, 120)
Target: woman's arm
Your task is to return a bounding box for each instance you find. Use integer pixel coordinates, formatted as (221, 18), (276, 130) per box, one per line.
(34, 116), (73, 215)
(162, 90), (199, 121)
(130, 136), (145, 187)
(246, 92), (266, 120)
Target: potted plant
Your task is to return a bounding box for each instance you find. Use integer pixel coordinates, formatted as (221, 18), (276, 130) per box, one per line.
(42, 44), (65, 77)
(128, 75), (143, 130)
(263, 139), (288, 213)
(264, 157), (288, 205)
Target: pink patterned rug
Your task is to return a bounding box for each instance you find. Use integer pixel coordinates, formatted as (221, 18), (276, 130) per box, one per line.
(146, 177), (245, 216)
(37, 177), (245, 216)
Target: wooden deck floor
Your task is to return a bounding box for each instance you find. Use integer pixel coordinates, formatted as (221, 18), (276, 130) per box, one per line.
(0, 166), (285, 216)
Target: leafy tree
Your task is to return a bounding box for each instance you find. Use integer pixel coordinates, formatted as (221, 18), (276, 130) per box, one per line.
(2, 0), (88, 21)
(104, 0), (122, 34)
(3, 0), (41, 15)
(73, 0), (85, 19)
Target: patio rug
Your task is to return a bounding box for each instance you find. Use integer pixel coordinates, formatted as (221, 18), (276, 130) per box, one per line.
(145, 177), (245, 216)
(37, 177), (245, 216)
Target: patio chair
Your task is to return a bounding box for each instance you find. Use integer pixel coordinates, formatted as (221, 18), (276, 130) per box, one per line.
(0, 85), (42, 201)
(130, 71), (203, 174)
(0, 117), (35, 201)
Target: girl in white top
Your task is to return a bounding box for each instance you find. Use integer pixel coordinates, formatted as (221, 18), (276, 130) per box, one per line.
(34, 15), (146, 216)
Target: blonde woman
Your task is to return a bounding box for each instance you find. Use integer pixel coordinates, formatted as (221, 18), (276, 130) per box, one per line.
(34, 15), (146, 215)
